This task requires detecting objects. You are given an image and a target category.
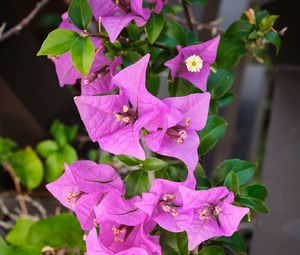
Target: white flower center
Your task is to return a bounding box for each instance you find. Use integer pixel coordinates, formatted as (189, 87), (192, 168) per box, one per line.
(185, 54), (203, 72)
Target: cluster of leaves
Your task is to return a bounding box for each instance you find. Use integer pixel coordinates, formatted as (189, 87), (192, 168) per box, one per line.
(0, 120), (78, 190)
(0, 214), (84, 255)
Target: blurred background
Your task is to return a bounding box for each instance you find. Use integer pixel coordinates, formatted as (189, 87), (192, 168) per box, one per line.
(0, 0), (299, 254)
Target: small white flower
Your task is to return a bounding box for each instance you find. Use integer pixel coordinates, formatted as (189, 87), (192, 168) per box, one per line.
(185, 54), (203, 72)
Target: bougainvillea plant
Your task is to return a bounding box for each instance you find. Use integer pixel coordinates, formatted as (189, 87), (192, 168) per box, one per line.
(0, 0), (283, 254)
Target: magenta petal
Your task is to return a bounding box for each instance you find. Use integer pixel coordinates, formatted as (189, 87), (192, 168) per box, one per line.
(45, 163), (79, 211)
(131, 0), (151, 21)
(98, 124), (145, 160)
(102, 15), (135, 42)
(163, 93), (211, 131)
(164, 47), (182, 81)
(145, 130), (200, 171)
(74, 94), (127, 141)
(96, 193), (146, 226)
(180, 186), (231, 210)
(71, 161), (124, 194)
(186, 213), (223, 250)
(89, 0), (121, 18)
(75, 192), (104, 230)
(86, 228), (114, 255)
(52, 52), (81, 87)
(153, 206), (194, 232)
(135, 192), (160, 217)
(181, 36), (220, 64)
(179, 63), (211, 91)
(118, 248), (149, 255)
(218, 203), (249, 236)
(113, 54), (163, 114)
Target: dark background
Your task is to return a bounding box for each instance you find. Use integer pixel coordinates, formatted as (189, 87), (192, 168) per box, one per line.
(0, 0), (299, 254)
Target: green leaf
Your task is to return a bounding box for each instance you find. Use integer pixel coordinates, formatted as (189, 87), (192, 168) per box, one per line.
(255, 10), (269, 25)
(264, 31), (281, 54)
(152, 50), (173, 74)
(208, 69), (235, 99)
(124, 170), (149, 198)
(50, 120), (68, 147)
(160, 229), (189, 255)
(123, 51), (142, 66)
(117, 155), (140, 166)
(198, 115), (228, 155)
(45, 144), (78, 182)
(27, 213), (85, 251)
(37, 29), (79, 56)
(68, 0), (92, 30)
(87, 149), (98, 161)
(0, 137), (17, 163)
(145, 13), (165, 44)
(9, 147), (44, 189)
(65, 125), (79, 142)
(224, 171), (239, 195)
(146, 73), (160, 96)
(259, 15), (279, 32)
(236, 196), (269, 214)
(6, 218), (35, 246)
(213, 159), (256, 185)
(212, 232), (247, 255)
(216, 92), (235, 108)
(198, 245), (225, 255)
(224, 20), (253, 39)
(216, 37), (247, 69)
(0, 240), (41, 255)
(157, 20), (187, 48)
(71, 36), (95, 76)
(240, 184), (268, 201)
(36, 140), (59, 157)
(141, 157), (168, 171)
(45, 153), (63, 183)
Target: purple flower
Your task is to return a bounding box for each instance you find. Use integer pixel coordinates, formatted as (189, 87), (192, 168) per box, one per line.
(86, 223), (161, 255)
(144, 92), (210, 171)
(179, 186), (250, 250)
(136, 178), (195, 233)
(90, 0), (151, 42)
(90, 192), (161, 255)
(165, 36), (220, 91)
(75, 54), (168, 160)
(46, 160), (124, 230)
(94, 193), (147, 226)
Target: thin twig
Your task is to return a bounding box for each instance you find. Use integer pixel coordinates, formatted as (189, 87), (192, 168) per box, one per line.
(0, 0), (50, 43)
(0, 197), (19, 220)
(0, 221), (13, 229)
(181, 0), (194, 31)
(3, 162), (28, 215)
(24, 195), (47, 218)
(167, 15), (224, 34)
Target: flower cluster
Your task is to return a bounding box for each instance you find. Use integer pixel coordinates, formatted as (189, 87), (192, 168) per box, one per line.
(47, 161), (249, 254)
(45, 1), (251, 254)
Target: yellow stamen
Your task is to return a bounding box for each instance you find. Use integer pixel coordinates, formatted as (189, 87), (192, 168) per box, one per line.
(122, 105), (129, 113)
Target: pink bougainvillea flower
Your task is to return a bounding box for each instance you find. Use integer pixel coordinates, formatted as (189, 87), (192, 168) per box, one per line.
(86, 222), (161, 255)
(136, 178), (195, 233)
(90, 0), (150, 42)
(46, 160), (124, 230)
(165, 36), (220, 91)
(75, 54), (172, 160)
(94, 193), (147, 226)
(179, 186), (250, 250)
(91, 192), (161, 254)
(144, 92), (210, 171)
